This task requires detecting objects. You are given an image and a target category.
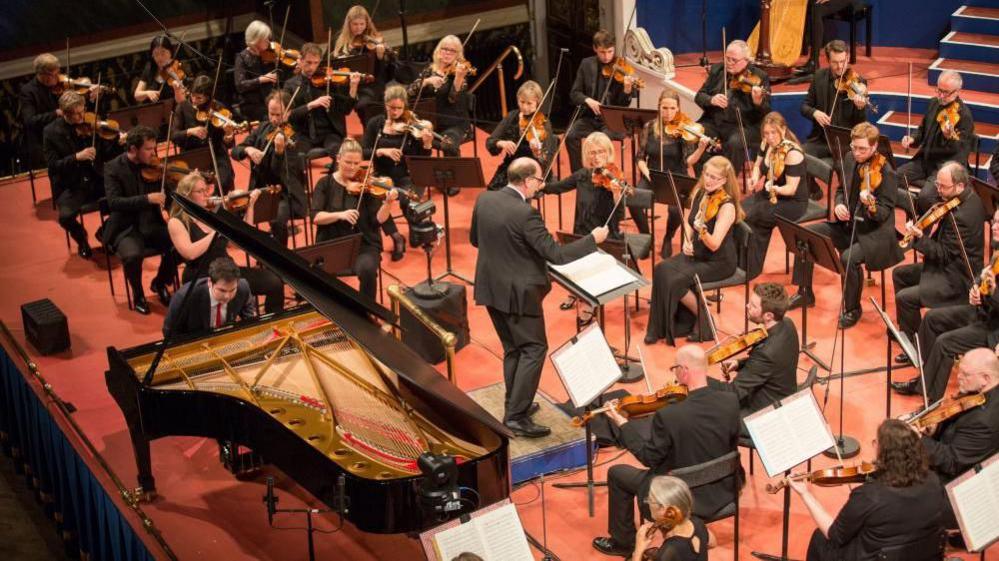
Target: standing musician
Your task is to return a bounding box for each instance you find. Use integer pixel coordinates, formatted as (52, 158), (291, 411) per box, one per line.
(893, 161), (985, 345)
(644, 156), (744, 346)
(407, 35), (472, 161)
(470, 157), (607, 438)
(234, 20), (280, 122)
(20, 53), (88, 170)
(565, 29), (637, 173)
(800, 40), (869, 199)
(312, 140), (398, 299)
(171, 75), (236, 194)
(231, 89), (307, 247)
(900, 70), (975, 214)
(485, 80), (557, 191)
(102, 125), (176, 315)
(797, 1), (860, 76)
(134, 35), (188, 105)
(743, 111), (808, 280)
(43, 90), (123, 258)
(788, 418), (945, 561)
(629, 476), (711, 561)
(790, 123), (903, 328)
(283, 42), (360, 158)
(167, 172), (285, 315)
(333, 5), (396, 124)
(695, 40), (770, 176)
(635, 89), (712, 257)
(592, 345), (741, 558)
(163, 257), (256, 338)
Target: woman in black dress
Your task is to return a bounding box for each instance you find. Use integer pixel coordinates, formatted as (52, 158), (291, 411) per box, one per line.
(485, 80), (557, 190)
(789, 419), (945, 561)
(234, 20), (280, 122)
(171, 75), (236, 194)
(743, 111), (808, 280)
(406, 34), (472, 163)
(631, 476), (709, 561)
(332, 4), (396, 124)
(545, 131), (627, 239)
(133, 35), (187, 105)
(645, 155), (743, 345)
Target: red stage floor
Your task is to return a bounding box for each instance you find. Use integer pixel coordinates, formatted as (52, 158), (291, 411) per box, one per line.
(1, 49), (996, 561)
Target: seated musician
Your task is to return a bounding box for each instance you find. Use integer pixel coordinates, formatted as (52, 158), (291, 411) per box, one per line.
(171, 75), (236, 193)
(800, 40), (869, 199)
(231, 89), (308, 247)
(743, 111), (808, 280)
(635, 89), (711, 257)
(312, 140), (399, 299)
(333, 4), (396, 123)
(485, 80), (557, 191)
(593, 345), (741, 558)
(630, 476), (712, 561)
(234, 20), (280, 122)
(102, 125), (176, 315)
(707, 282), (798, 435)
(565, 29), (636, 173)
(167, 172), (285, 314)
(694, 40), (769, 176)
(43, 90), (123, 258)
(789, 418), (945, 561)
(361, 84), (435, 261)
(900, 70), (975, 214)
(133, 35), (187, 104)
(163, 257), (256, 338)
(790, 123), (904, 328)
(893, 161), (985, 346)
(283, 42), (360, 157)
(20, 53), (80, 170)
(407, 35), (472, 162)
(644, 156), (744, 346)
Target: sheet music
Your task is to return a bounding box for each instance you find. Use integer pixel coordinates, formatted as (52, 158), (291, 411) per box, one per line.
(948, 454), (999, 552)
(433, 524), (487, 559)
(551, 324), (622, 408)
(745, 390), (836, 477)
(550, 252), (635, 298)
(432, 503), (532, 561)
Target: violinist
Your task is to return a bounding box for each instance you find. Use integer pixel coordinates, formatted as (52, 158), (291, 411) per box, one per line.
(406, 35), (472, 164)
(234, 20), (280, 122)
(231, 90), (307, 247)
(790, 123), (904, 328)
(167, 172), (285, 314)
(134, 35), (187, 105)
(565, 29), (637, 172)
(635, 89), (712, 257)
(629, 476), (710, 561)
(644, 156), (744, 346)
(43, 90), (123, 258)
(545, 132), (628, 240)
(171, 75), (236, 193)
(694, 40), (770, 175)
(788, 419), (944, 561)
(283, 42), (360, 157)
(893, 161), (985, 344)
(19, 53), (89, 170)
(333, 5), (396, 123)
(485, 80), (557, 191)
(102, 126), (176, 315)
(312, 140), (398, 298)
(593, 345), (741, 558)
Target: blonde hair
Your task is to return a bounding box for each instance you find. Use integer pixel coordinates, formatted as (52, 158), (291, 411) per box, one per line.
(33, 53), (59, 74)
(653, 89), (682, 138)
(334, 5), (380, 56)
(338, 137), (363, 156)
(517, 80), (543, 103)
(583, 132), (615, 165)
(169, 172), (208, 226)
(384, 84), (408, 105)
(432, 35), (463, 69)
(245, 20), (271, 47)
(691, 155), (745, 221)
(647, 476), (693, 521)
(58, 91), (84, 112)
(851, 122), (880, 145)
(760, 111), (800, 148)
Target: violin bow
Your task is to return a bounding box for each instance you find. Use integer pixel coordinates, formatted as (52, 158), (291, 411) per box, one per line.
(277, 4), (291, 75)
(914, 334), (930, 410)
(721, 27), (728, 99)
(157, 30), (189, 98)
(326, 27), (333, 104)
(160, 111), (175, 196)
(91, 72), (102, 150)
(539, 105), (581, 184)
(461, 18), (481, 50)
(597, 1), (639, 106)
(828, 61), (846, 124)
(900, 175), (919, 219)
(261, 85), (301, 157)
(636, 345), (654, 393)
(65, 37), (71, 77)
(355, 129), (384, 213)
(667, 170), (688, 249)
(734, 107), (752, 192)
(905, 62), (913, 154)
(693, 274), (719, 342)
(947, 211), (976, 283)
(512, 47), (567, 157)
(207, 136), (222, 195)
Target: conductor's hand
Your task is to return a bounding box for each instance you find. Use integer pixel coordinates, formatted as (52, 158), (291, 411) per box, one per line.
(834, 203), (850, 221)
(337, 209), (360, 225)
(591, 225), (609, 244)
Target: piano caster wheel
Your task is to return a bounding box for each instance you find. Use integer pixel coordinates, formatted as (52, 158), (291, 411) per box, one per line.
(123, 486), (157, 505)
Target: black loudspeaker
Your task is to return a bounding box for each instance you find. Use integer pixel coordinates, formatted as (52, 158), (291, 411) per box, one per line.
(20, 299), (70, 355)
(400, 283), (470, 364)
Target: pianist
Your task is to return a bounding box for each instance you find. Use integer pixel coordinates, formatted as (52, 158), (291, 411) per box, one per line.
(163, 257), (256, 337)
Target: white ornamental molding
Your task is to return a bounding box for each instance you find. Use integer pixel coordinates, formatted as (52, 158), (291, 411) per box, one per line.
(623, 27), (675, 79)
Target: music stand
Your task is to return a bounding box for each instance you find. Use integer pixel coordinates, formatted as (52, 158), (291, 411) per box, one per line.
(601, 106), (657, 185)
(647, 170), (697, 268)
(251, 189), (281, 227)
(108, 101), (174, 137)
(869, 296), (922, 418)
(294, 234), (361, 277)
(332, 53), (375, 76)
(824, 125), (896, 170)
(972, 177), (999, 252)
(176, 146), (218, 182)
(406, 156), (485, 285)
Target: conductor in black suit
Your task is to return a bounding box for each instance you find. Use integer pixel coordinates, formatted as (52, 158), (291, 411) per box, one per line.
(470, 157), (608, 438)
(163, 257), (256, 338)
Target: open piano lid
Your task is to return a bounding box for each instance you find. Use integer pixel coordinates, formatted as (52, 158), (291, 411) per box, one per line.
(171, 194), (511, 438)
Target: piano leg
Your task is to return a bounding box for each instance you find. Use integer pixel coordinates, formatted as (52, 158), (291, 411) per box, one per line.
(125, 420), (156, 494)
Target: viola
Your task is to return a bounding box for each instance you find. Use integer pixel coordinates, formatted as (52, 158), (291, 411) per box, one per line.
(904, 392), (986, 431)
(571, 383), (688, 427)
(639, 506), (685, 561)
(835, 69), (878, 113)
(141, 157), (215, 184)
(766, 462), (878, 494)
(519, 112), (549, 159)
(729, 71), (769, 96)
(601, 57), (646, 89)
(195, 102), (251, 133)
(979, 253), (999, 296)
(74, 112), (121, 141)
(936, 102), (962, 141)
(592, 163), (636, 196)
(158, 59), (189, 96)
(260, 42), (301, 67)
(51, 74), (116, 96)
(345, 173), (418, 201)
(206, 185), (281, 212)
(308, 66), (376, 88)
(663, 114), (721, 151)
(858, 152), (887, 215)
(899, 196), (962, 248)
(706, 327), (769, 371)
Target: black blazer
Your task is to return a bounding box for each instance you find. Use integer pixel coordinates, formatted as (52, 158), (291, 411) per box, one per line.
(695, 63), (770, 129)
(231, 122), (307, 208)
(19, 77), (60, 165)
(43, 118), (120, 202)
(101, 153), (166, 248)
(544, 167), (624, 238)
(709, 317), (800, 415)
(909, 98), (975, 170)
(569, 56), (634, 121)
(913, 188), (986, 307)
(837, 153), (905, 271)
(163, 277), (256, 338)
(922, 384), (999, 482)
(470, 187), (597, 316)
(283, 74), (357, 144)
(800, 67), (869, 142)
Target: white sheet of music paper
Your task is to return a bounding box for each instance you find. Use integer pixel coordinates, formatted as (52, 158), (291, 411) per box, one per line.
(550, 251), (635, 298)
(947, 452), (999, 552)
(551, 323), (623, 409)
(431, 502), (533, 561)
(744, 389), (836, 477)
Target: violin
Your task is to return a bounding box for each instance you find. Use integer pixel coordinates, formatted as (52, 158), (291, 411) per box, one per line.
(308, 66), (376, 88)
(439, 58), (478, 77)
(74, 112), (121, 141)
(858, 152), (887, 215)
(345, 173), (418, 201)
(141, 157), (215, 184)
(158, 59), (189, 96)
(391, 109), (451, 148)
(592, 163), (636, 196)
(639, 507), (685, 561)
(351, 34), (396, 57)
(206, 185), (281, 212)
(904, 392), (987, 431)
(264, 122), (296, 154)
(766, 462), (878, 494)
(663, 114), (721, 151)
(571, 383), (688, 427)
(601, 57), (646, 89)
(694, 189), (731, 238)
(706, 327), (768, 373)
(899, 196), (962, 248)
(519, 112), (549, 159)
(936, 102), (962, 142)
(260, 42), (301, 67)
(51, 75), (116, 96)
(763, 140), (797, 205)
(835, 69), (878, 113)
(729, 71), (769, 96)
(979, 253), (999, 296)
(195, 102), (251, 133)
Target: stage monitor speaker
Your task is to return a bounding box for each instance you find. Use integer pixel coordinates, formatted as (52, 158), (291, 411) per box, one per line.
(400, 283), (470, 364)
(20, 299), (69, 355)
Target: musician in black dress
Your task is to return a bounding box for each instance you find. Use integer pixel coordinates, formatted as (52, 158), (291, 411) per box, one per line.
(167, 172), (285, 314)
(629, 476), (710, 561)
(645, 156), (744, 346)
(744, 111), (808, 280)
(565, 29), (636, 172)
(284, 43), (360, 157)
(133, 35), (187, 105)
(333, 4), (396, 123)
(485, 80), (557, 191)
(406, 35), (471, 161)
(171, 75), (236, 194)
(545, 132), (627, 239)
(312, 140), (399, 299)
(234, 20), (280, 122)
(790, 419), (945, 561)
(695, 40), (770, 175)
(20, 53), (67, 170)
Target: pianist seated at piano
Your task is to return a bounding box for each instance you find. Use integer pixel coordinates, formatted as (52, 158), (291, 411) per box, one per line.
(163, 256), (256, 337)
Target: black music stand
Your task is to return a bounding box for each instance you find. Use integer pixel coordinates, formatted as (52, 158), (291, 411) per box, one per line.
(108, 101), (174, 138)
(601, 106), (657, 185)
(332, 53), (375, 76)
(251, 189), (282, 227)
(406, 156), (485, 285)
(176, 146), (219, 183)
(870, 296), (922, 419)
(647, 170), (696, 268)
(294, 235), (362, 277)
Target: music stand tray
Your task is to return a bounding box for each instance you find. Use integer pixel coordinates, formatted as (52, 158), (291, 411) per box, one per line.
(824, 125), (896, 169)
(648, 170), (696, 208)
(107, 101), (174, 134)
(600, 106), (657, 136)
(294, 234), (362, 276)
(332, 53), (375, 76)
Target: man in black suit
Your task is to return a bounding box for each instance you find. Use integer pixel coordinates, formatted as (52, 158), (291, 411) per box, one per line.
(164, 257), (256, 338)
(593, 345), (742, 557)
(19, 53), (67, 170)
(708, 282), (799, 432)
(797, 0), (859, 76)
(470, 157), (607, 437)
(283, 43), (360, 158)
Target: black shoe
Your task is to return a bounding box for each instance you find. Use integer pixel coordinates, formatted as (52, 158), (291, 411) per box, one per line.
(644, 333), (659, 345)
(809, 183), (823, 201)
(687, 328), (710, 343)
(133, 297), (151, 315)
(527, 402), (541, 417)
(705, 292), (721, 303)
(577, 309), (596, 329)
(789, 290), (815, 310)
(560, 295), (577, 310)
(445, 185), (460, 197)
(592, 537), (633, 557)
(504, 418), (551, 439)
(794, 62), (816, 76)
(838, 309), (861, 329)
(891, 379), (920, 396)
(894, 352), (913, 366)
(390, 232), (406, 262)
(77, 243), (93, 259)
(150, 280), (171, 306)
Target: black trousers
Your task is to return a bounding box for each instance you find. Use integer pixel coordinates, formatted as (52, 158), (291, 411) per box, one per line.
(701, 121), (760, 176)
(353, 250), (381, 299)
(607, 463), (652, 549)
(802, 138), (833, 197)
(297, 132), (344, 159)
(116, 226), (176, 299)
(485, 306), (547, 423)
(808, 0), (856, 67)
(917, 304), (989, 402)
(635, 177), (683, 257)
(792, 220), (867, 313)
(893, 263), (928, 340)
(270, 196), (308, 247)
(897, 159), (941, 215)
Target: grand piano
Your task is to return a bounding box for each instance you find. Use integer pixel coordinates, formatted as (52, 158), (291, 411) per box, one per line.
(105, 195), (510, 534)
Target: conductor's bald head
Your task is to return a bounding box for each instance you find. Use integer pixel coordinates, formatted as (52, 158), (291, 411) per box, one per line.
(508, 157), (544, 198)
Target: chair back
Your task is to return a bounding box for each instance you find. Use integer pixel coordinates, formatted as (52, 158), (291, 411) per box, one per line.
(867, 530), (945, 561)
(804, 153), (833, 187)
(668, 450), (740, 489)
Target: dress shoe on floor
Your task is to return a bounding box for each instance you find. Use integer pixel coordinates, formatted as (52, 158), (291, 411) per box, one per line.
(838, 309), (861, 329)
(644, 333), (659, 345)
(504, 418), (551, 438)
(894, 352), (913, 366)
(150, 280), (171, 306)
(686, 328), (710, 343)
(592, 537), (633, 557)
(794, 62), (816, 76)
(560, 295), (577, 310)
(133, 298), (151, 315)
(788, 290), (815, 310)
(77, 243), (93, 259)
(891, 379), (920, 396)
(445, 185), (460, 197)
(389, 232), (406, 262)
(577, 308), (596, 329)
